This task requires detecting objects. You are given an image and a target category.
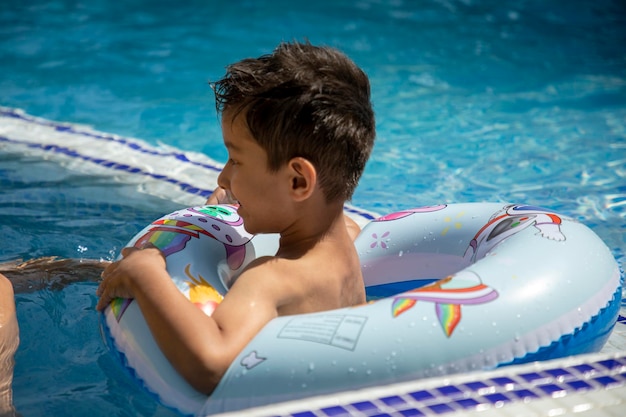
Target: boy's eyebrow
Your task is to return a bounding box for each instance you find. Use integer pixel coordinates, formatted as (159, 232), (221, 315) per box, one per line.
(223, 139), (241, 152)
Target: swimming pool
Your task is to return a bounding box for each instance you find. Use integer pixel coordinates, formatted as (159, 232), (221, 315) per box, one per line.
(1, 0), (625, 416)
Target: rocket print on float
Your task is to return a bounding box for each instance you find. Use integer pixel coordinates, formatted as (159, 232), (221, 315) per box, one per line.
(463, 204), (567, 262)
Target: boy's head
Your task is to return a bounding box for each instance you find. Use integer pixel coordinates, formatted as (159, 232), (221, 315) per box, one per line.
(211, 41), (375, 203)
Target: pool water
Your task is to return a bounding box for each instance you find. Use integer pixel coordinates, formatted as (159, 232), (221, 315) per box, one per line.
(1, 0), (625, 416)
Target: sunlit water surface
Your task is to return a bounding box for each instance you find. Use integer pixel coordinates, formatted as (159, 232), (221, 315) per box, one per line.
(1, 0), (625, 415)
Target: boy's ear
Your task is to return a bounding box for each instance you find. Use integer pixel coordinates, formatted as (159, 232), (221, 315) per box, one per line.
(287, 157), (317, 202)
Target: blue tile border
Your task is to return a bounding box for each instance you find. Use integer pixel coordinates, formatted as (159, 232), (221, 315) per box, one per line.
(260, 353), (626, 417)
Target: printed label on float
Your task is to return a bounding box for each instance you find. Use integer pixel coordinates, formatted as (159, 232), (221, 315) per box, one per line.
(277, 314), (367, 350)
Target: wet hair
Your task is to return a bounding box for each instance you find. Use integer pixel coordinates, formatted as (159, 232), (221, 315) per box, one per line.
(211, 41), (375, 202)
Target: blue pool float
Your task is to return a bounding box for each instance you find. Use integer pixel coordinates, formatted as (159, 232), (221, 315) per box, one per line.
(100, 203), (622, 416)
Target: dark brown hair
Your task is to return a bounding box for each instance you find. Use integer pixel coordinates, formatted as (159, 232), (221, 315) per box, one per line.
(211, 41), (375, 202)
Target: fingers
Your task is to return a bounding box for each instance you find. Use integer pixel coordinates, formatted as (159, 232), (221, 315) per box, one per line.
(97, 261), (116, 293)
(206, 187), (225, 205)
(136, 242), (160, 251)
(95, 277), (110, 310)
(206, 187), (237, 205)
(96, 255), (127, 310)
(126, 244), (166, 263)
(95, 291), (111, 311)
(96, 245), (166, 311)
(120, 246), (139, 258)
(96, 264), (126, 311)
(96, 260), (117, 308)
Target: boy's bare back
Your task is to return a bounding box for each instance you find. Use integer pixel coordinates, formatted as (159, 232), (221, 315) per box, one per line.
(223, 210), (366, 319)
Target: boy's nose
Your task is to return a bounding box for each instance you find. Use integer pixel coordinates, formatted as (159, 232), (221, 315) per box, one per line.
(217, 163), (230, 190)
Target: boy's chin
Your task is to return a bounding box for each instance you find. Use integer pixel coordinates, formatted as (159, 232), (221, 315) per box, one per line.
(240, 218), (266, 236)
(238, 210), (254, 232)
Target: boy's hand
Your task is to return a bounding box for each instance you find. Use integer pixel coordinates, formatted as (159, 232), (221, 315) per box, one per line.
(96, 246), (166, 311)
(205, 186), (238, 205)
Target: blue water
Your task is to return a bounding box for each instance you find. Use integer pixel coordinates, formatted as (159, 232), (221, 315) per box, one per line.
(1, 0), (625, 415)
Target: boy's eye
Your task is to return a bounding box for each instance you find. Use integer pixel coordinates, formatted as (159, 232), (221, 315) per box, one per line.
(228, 158), (239, 165)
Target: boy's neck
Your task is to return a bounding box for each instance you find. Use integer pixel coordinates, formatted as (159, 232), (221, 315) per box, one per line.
(276, 201), (347, 259)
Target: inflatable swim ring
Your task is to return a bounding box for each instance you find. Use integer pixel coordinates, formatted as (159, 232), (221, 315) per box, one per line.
(100, 203), (622, 416)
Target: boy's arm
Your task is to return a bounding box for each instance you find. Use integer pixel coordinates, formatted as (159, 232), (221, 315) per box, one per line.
(96, 247), (278, 394)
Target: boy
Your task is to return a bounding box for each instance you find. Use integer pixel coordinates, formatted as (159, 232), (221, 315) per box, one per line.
(96, 41), (375, 394)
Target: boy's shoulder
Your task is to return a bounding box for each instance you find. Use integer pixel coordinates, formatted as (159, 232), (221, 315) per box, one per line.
(230, 234), (364, 314)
